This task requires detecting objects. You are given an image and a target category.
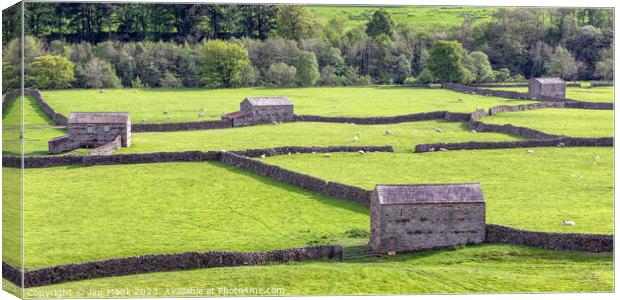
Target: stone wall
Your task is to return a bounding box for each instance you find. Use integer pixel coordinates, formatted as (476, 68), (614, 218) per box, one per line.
(2, 245), (343, 288)
(89, 136), (122, 156)
(486, 224), (613, 253)
(414, 137), (613, 152)
(48, 135), (82, 154)
(488, 102), (567, 115)
(590, 82), (614, 87)
(442, 83), (530, 100)
(220, 151), (372, 206)
(132, 120), (233, 132)
(469, 82), (529, 88)
(294, 111), (448, 124)
(564, 101), (614, 110)
(469, 120), (563, 140)
(231, 145), (393, 158)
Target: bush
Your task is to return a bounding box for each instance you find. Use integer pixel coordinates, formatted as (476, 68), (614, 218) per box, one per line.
(318, 66), (343, 86)
(159, 72), (183, 88)
(415, 68), (434, 84)
(266, 62), (297, 86)
(31, 55), (75, 88)
(403, 76), (417, 85)
(294, 51), (320, 86)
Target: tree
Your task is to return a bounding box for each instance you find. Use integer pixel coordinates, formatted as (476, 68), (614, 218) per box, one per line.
(464, 51), (495, 83)
(266, 62), (296, 86)
(546, 46), (578, 80)
(81, 58), (121, 88)
(594, 59), (613, 80)
(365, 8), (395, 39)
(427, 40), (469, 83)
(275, 6), (317, 41)
(199, 39), (250, 87)
(31, 55), (75, 88)
(392, 54), (412, 84)
(294, 51), (319, 86)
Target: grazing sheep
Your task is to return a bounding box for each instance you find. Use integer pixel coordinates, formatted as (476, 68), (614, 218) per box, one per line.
(439, 148), (448, 151)
(324, 153), (332, 157)
(527, 149), (534, 154)
(352, 136), (359, 142)
(358, 150), (365, 155)
(198, 112), (206, 118)
(384, 130), (392, 136)
(557, 142), (565, 147)
(435, 128), (442, 133)
(595, 155), (601, 161)
(470, 130), (477, 133)
(563, 220), (576, 226)
(312, 151), (317, 154)
(260, 154), (266, 159)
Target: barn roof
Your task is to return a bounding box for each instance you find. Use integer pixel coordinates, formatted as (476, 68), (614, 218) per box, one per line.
(222, 111), (249, 119)
(68, 112), (130, 124)
(244, 96), (292, 106)
(531, 77), (565, 84)
(375, 183), (484, 205)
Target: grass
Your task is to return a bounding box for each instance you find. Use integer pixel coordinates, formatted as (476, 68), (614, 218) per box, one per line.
(487, 86), (614, 102)
(13, 162), (369, 269)
(264, 148), (613, 234)
(115, 120), (521, 154)
(309, 6), (495, 31)
(41, 87), (534, 124)
(2, 167), (22, 270)
(2, 96), (68, 156)
(16, 244), (613, 296)
(481, 108), (614, 138)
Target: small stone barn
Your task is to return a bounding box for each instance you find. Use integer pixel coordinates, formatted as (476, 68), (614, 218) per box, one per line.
(528, 77), (566, 99)
(48, 112), (131, 154)
(367, 183), (486, 254)
(222, 96), (294, 127)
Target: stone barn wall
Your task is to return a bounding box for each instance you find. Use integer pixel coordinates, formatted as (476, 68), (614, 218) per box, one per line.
(528, 78), (566, 99)
(67, 123), (130, 147)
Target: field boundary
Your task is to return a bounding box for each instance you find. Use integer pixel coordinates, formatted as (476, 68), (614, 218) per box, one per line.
(2, 245), (343, 288)
(414, 137), (613, 152)
(486, 224), (613, 253)
(2, 88), (69, 125)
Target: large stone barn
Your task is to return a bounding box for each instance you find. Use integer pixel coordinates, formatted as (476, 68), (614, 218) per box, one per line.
(48, 112), (131, 154)
(222, 96), (294, 127)
(528, 77), (566, 99)
(367, 183), (486, 254)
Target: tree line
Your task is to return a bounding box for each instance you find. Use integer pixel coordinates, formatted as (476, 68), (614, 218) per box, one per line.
(2, 3), (614, 91)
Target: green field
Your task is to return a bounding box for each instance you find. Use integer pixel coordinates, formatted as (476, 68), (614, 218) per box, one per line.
(16, 244), (612, 296)
(14, 162), (368, 269)
(265, 148), (613, 234)
(41, 87), (534, 124)
(309, 6), (495, 31)
(481, 108), (614, 137)
(488, 87), (614, 102)
(116, 120), (520, 154)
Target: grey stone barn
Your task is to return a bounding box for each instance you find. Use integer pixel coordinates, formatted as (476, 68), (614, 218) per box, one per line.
(528, 77), (566, 99)
(367, 183), (486, 254)
(48, 112), (131, 154)
(222, 96), (294, 127)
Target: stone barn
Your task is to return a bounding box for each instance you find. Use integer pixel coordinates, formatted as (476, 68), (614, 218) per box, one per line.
(222, 96), (294, 127)
(48, 112), (131, 154)
(528, 77), (566, 99)
(367, 183), (486, 254)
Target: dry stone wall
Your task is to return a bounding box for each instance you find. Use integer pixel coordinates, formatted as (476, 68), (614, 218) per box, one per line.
(132, 120), (233, 132)
(89, 136), (122, 156)
(486, 224), (613, 253)
(294, 111), (448, 124)
(3, 245), (343, 288)
(415, 137), (613, 152)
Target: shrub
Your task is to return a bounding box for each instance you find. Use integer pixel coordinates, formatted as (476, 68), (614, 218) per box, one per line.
(415, 68), (434, 84)
(266, 62), (297, 86)
(294, 51), (320, 86)
(31, 55), (75, 88)
(403, 76), (417, 85)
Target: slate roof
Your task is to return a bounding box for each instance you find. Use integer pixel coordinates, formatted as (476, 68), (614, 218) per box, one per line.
(222, 111), (249, 119)
(375, 183), (484, 205)
(531, 77), (565, 84)
(244, 96), (292, 106)
(68, 112), (130, 124)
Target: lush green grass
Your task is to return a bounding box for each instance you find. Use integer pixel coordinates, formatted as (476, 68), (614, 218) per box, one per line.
(17, 244), (612, 296)
(488, 86), (614, 102)
(2, 96), (68, 156)
(309, 6), (495, 31)
(41, 87), (534, 124)
(116, 120), (521, 154)
(265, 148), (613, 234)
(481, 108), (613, 138)
(16, 162), (368, 269)
(2, 167), (22, 270)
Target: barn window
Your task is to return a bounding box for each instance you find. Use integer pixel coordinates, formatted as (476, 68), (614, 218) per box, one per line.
(86, 126), (94, 134)
(103, 125), (111, 132)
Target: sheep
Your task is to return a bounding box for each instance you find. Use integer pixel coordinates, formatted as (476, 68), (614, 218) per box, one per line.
(324, 153), (332, 157)
(198, 112), (206, 118)
(595, 155), (601, 161)
(357, 131), (362, 136)
(435, 128), (442, 133)
(428, 147), (435, 152)
(384, 130), (392, 136)
(563, 220), (576, 226)
(527, 149), (535, 154)
(358, 150), (365, 155)
(470, 130), (477, 133)
(439, 148), (448, 151)
(352, 136), (359, 142)
(259, 154), (266, 159)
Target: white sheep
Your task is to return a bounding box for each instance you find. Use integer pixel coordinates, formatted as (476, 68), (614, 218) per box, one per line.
(527, 149), (535, 154)
(563, 220), (576, 226)
(557, 142), (565, 147)
(352, 136), (359, 142)
(358, 150), (365, 155)
(384, 130), (392, 136)
(470, 130), (477, 133)
(260, 154), (266, 159)
(324, 153), (332, 157)
(439, 148), (448, 151)
(435, 128), (442, 133)
(198, 112), (206, 118)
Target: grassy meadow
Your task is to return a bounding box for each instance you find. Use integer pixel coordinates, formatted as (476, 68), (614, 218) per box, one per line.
(481, 108), (613, 137)
(41, 87), (534, 123)
(15, 162), (369, 269)
(17, 244), (612, 296)
(309, 6), (495, 31)
(488, 86), (614, 102)
(265, 148), (613, 234)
